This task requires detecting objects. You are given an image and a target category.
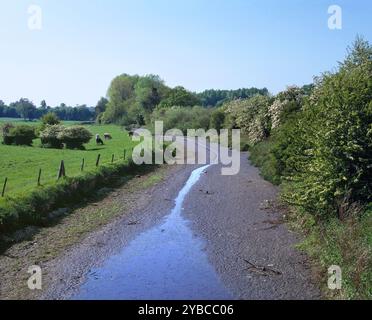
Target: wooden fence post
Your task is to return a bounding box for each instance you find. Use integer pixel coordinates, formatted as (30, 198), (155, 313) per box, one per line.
(124, 149), (126, 160)
(96, 154), (101, 167)
(37, 169), (42, 186)
(1, 177), (8, 197)
(57, 160), (66, 180)
(111, 154), (115, 163)
(81, 158), (85, 172)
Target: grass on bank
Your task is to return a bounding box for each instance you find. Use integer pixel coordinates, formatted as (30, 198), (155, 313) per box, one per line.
(249, 139), (372, 300)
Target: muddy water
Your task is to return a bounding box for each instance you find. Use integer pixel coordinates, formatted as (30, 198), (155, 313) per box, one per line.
(73, 165), (232, 300)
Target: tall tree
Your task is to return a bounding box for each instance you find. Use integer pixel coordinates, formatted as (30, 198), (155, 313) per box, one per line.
(95, 97), (109, 116)
(0, 100), (6, 117)
(11, 98), (37, 120)
(159, 86), (201, 108)
(104, 74), (139, 123)
(135, 75), (165, 112)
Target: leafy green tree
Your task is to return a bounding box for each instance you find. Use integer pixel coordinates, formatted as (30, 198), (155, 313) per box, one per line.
(40, 100), (47, 109)
(103, 74), (171, 125)
(158, 86), (201, 108)
(151, 106), (211, 134)
(210, 108), (225, 133)
(39, 112), (61, 133)
(95, 97), (109, 117)
(136, 114), (146, 126)
(52, 104), (94, 121)
(0, 100), (6, 117)
(134, 75), (165, 112)
(41, 112), (60, 126)
(103, 74), (139, 123)
(11, 98), (37, 120)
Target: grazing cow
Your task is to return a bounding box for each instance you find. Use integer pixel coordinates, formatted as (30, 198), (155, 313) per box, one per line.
(96, 134), (104, 145)
(104, 133), (112, 140)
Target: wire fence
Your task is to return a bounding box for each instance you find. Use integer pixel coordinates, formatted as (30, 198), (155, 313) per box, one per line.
(1, 147), (135, 198)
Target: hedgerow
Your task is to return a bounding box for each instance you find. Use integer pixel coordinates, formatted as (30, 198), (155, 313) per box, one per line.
(281, 38), (372, 218)
(249, 37), (372, 299)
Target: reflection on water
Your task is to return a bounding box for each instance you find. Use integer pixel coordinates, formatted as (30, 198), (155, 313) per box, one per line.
(73, 165), (232, 300)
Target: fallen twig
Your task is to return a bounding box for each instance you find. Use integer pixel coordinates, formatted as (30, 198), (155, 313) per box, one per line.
(243, 259), (282, 276)
(258, 225), (279, 231)
(127, 220), (141, 226)
(262, 219), (284, 225)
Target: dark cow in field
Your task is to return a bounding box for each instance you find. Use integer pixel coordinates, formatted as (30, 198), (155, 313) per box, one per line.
(104, 133), (112, 140)
(96, 134), (104, 145)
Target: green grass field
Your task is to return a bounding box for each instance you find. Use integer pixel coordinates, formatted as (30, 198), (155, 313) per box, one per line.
(0, 120), (137, 203)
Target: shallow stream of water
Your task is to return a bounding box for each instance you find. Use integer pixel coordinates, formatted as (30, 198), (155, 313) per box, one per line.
(73, 165), (232, 300)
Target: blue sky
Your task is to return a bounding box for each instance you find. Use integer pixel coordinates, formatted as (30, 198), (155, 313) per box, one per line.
(0, 0), (371, 107)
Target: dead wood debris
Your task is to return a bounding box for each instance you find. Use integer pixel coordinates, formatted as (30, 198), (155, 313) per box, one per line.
(127, 220), (141, 226)
(257, 219), (284, 231)
(259, 225), (279, 231)
(243, 259), (282, 276)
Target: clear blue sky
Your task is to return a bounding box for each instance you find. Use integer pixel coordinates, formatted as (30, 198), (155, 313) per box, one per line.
(0, 0), (371, 107)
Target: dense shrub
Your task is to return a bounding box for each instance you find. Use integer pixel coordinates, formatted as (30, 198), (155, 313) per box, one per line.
(224, 95), (271, 144)
(210, 108), (225, 133)
(6, 125), (36, 146)
(2, 135), (15, 145)
(57, 126), (93, 149)
(248, 38), (372, 220)
(39, 112), (60, 131)
(248, 39), (371, 299)
(42, 112), (60, 126)
(281, 39), (372, 217)
(271, 113), (310, 178)
(151, 106), (211, 133)
(249, 138), (281, 185)
(40, 125), (65, 149)
(1, 123), (15, 145)
(268, 99), (287, 130)
(268, 86), (306, 130)
(158, 86), (201, 109)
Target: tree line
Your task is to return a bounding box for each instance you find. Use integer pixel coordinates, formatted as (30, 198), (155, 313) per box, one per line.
(0, 99), (95, 121)
(197, 87), (269, 107)
(96, 73), (268, 130)
(1, 82), (268, 126)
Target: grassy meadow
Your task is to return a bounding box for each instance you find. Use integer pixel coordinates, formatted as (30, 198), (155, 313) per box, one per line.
(0, 119), (137, 204)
